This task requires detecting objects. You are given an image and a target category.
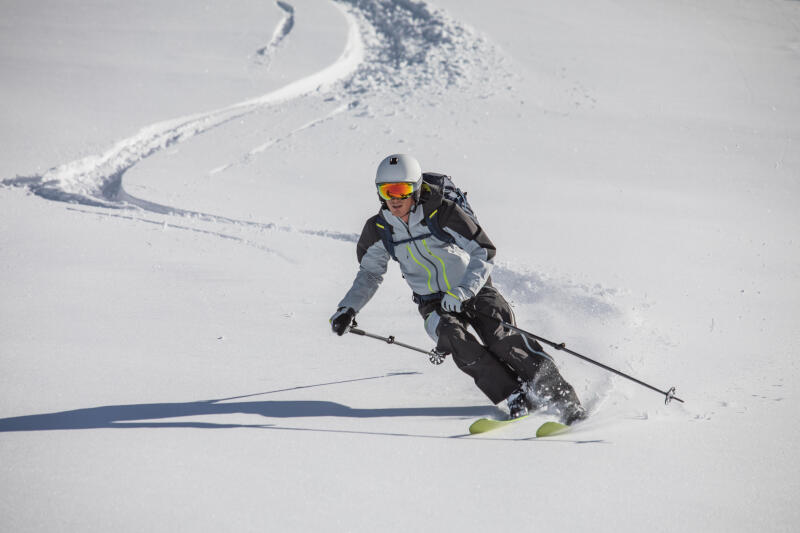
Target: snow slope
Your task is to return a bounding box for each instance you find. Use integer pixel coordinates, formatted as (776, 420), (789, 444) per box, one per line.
(2, 0), (799, 531)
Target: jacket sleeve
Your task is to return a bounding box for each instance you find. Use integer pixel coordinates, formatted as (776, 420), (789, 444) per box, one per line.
(337, 216), (391, 312)
(438, 203), (496, 299)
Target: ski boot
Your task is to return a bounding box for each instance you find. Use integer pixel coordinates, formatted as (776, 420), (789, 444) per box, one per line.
(520, 381), (544, 413)
(559, 401), (588, 425)
(506, 388), (529, 419)
(527, 360), (587, 425)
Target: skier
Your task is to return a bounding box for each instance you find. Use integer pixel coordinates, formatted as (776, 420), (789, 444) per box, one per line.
(329, 154), (587, 424)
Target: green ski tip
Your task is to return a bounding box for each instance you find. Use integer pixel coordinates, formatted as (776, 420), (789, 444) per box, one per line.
(536, 421), (569, 437)
(469, 415), (529, 434)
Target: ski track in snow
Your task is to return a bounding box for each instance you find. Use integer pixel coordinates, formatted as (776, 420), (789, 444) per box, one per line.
(254, 1), (295, 67)
(2, 0), (502, 212)
(3, 0), (363, 212)
(208, 102), (351, 176)
(2, 0), (624, 406)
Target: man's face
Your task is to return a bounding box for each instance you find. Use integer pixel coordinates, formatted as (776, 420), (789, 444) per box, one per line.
(387, 196), (414, 220)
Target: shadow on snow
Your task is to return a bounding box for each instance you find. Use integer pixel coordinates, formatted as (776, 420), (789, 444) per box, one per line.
(0, 401), (498, 433)
(0, 373), (500, 433)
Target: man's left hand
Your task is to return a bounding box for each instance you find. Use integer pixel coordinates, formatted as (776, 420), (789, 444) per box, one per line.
(441, 291), (466, 313)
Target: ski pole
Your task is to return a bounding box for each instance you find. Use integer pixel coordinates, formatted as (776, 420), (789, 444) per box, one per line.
(347, 320), (447, 365)
(467, 308), (684, 405)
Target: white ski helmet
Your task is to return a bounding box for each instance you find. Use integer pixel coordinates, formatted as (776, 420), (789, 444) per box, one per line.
(375, 154), (423, 202)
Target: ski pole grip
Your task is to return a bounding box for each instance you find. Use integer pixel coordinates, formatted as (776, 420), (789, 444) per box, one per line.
(348, 327), (366, 336)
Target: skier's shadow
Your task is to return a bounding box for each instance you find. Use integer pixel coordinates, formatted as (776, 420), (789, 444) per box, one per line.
(0, 372), (500, 433)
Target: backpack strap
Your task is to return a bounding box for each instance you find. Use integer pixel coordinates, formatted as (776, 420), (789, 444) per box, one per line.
(423, 203), (456, 246)
(374, 212), (397, 261)
(375, 212), (435, 262)
(394, 233), (432, 246)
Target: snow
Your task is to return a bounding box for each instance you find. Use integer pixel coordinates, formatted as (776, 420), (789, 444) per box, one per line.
(1, 0), (799, 531)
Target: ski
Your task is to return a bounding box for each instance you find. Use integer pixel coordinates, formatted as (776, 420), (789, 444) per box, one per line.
(469, 417), (576, 437)
(535, 421), (570, 437)
(468, 415), (530, 434)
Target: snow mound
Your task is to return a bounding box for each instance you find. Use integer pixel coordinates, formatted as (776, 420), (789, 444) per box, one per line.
(339, 0), (504, 96)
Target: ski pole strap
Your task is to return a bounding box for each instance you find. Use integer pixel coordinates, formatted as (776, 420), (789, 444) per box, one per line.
(466, 307), (685, 405)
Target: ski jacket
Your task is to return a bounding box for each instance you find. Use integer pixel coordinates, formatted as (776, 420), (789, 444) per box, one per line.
(338, 186), (496, 313)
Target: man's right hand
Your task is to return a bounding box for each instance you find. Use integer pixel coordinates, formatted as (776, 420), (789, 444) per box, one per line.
(330, 307), (356, 336)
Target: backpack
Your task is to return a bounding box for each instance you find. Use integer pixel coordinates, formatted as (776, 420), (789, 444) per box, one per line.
(376, 172), (479, 262)
(422, 172), (478, 222)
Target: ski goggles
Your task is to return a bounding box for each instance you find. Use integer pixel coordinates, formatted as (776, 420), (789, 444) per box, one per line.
(377, 182), (415, 200)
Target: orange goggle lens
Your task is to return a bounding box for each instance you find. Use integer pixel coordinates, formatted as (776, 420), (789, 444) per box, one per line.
(378, 182), (415, 200)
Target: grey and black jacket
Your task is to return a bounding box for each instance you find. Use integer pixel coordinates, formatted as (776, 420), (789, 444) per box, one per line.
(338, 185), (496, 336)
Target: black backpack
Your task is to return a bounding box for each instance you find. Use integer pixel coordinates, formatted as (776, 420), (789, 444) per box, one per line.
(377, 172), (478, 261)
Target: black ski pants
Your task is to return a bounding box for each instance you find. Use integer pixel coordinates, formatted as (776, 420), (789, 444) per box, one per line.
(418, 285), (551, 404)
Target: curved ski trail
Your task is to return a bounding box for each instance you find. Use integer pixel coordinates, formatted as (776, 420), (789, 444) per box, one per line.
(4, 1), (363, 212)
(1, 0), (632, 410)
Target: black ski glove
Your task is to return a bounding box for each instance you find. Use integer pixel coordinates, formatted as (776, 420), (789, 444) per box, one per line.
(330, 307), (356, 336)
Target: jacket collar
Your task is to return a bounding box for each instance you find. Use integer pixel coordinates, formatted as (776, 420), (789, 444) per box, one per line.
(381, 203), (423, 229)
